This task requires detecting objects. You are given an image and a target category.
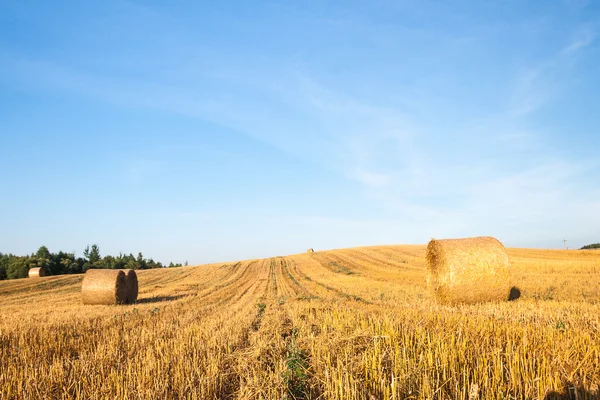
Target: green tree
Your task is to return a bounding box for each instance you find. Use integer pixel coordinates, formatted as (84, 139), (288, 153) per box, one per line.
(6, 257), (29, 279)
(581, 243), (600, 250)
(83, 244), (101, 264)
(55, 252), (83, 274)
(0, 253), (8, 280)
(35, 246), (51, 260)
(126, 257), (138, 271)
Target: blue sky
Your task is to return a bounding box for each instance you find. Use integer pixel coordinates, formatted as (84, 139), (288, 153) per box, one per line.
(1, 1), (599, 264)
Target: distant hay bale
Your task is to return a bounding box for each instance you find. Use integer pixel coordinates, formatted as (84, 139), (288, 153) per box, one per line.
(426, 236), (511, 305)
(122, 269), (138, 304)
(28, 267), (47, 278)
(81, 269), (127, 305)
(307, 248), (315, 253)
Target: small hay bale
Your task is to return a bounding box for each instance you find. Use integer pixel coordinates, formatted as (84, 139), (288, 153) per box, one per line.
(81, 269), (127, 305)
(28, 267), (47, 278)
(307, 248), (315, 253)
(122, 269), (138, 304)
(426, 236), (511, 305)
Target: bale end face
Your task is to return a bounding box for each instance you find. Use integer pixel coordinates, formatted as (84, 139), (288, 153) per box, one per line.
(122, 269), (139, 304)
(426, 236), (511, 305)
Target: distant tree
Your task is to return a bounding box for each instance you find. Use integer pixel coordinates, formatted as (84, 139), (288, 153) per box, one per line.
(58, 252), (83, 274)
(35, 246), (52, 260)
(6, 257), (29, 279)
(84, 244), (101, 264)
(82, 262), (93, 273)
(126, 257), (139, 271)
(0, 253), (8, 280)
(136, 252), (149, 269)
(99, 255), (116, 269)
(581, 243), (600, 250)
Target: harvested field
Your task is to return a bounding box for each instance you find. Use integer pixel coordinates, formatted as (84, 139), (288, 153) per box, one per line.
(1, 245), (599, 399)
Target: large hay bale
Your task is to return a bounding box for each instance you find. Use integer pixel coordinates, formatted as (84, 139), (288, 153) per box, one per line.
(307, 248), (315, 253)
(426, 236), (511, 305)
(81, 269), (127, 305)
(122, 269), (138, 304)
(28, 267), (47, 278)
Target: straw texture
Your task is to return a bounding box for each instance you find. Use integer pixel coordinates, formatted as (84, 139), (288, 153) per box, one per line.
(122, 269), (138, 304)
(81, 269), (127, 305)
(28, 267), (47, 278)
(426, 236), (511, 305)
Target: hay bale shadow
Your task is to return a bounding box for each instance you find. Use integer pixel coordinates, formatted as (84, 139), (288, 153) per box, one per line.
(544, 383), (598, 399)
(136, 295), (187, 304)
(508, 286), (521, 301)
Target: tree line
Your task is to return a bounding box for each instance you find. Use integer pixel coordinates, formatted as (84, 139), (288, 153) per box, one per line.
(0, 245), (185, 280)
(580, 243), (600, 250)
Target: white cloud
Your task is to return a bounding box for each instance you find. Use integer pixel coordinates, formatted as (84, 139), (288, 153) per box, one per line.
(509, 26), (596, 117)
(562, 27), (596, 54)
(354, 169), (391, 187)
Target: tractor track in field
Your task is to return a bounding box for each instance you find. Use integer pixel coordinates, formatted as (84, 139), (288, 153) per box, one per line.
(288, 258), (371, 304)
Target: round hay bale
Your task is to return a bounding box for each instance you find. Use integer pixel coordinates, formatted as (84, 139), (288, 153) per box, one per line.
(426, 236), (511, 305)
(81, 269), (128, 305)
(28, 267), (47, 278)
(307, 248), (315, 253)
(122, 269), (138, 304)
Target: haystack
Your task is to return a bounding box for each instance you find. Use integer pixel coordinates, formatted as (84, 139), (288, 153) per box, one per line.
(307, 248), (315, 253)
(81, 269), (127, 305)
(122, 269), (138, 304)
(28, 267), (47, 278)
(426, 236), (511, 305)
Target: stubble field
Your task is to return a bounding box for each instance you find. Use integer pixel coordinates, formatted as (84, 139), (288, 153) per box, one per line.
(1, 245), (599, 399)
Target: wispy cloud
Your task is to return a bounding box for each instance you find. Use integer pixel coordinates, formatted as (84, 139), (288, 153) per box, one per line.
(562, 26), (596, 54)
(354, 169), (391, 187)
(0, 52), (421, 190)
(509, 25), (596, 117)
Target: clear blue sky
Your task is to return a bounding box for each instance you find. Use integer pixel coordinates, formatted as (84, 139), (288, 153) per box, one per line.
(1, 1), (599, 264)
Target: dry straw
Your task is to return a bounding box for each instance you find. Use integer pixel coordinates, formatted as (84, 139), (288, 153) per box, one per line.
(122, 269), (138, 304)
(426, 236), (511, 305)
(81, 269), (127, 305)
(28, 267), (47, 278)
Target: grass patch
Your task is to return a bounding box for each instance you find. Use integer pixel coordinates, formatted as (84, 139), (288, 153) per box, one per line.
(284, 329), (309, 399)
(327, 261), (355, 275)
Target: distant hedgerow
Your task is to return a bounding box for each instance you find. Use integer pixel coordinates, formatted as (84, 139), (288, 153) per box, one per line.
(580, 243), (600, 250)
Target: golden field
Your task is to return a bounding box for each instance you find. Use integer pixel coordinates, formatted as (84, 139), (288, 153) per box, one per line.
(1, 245), (599, 399)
